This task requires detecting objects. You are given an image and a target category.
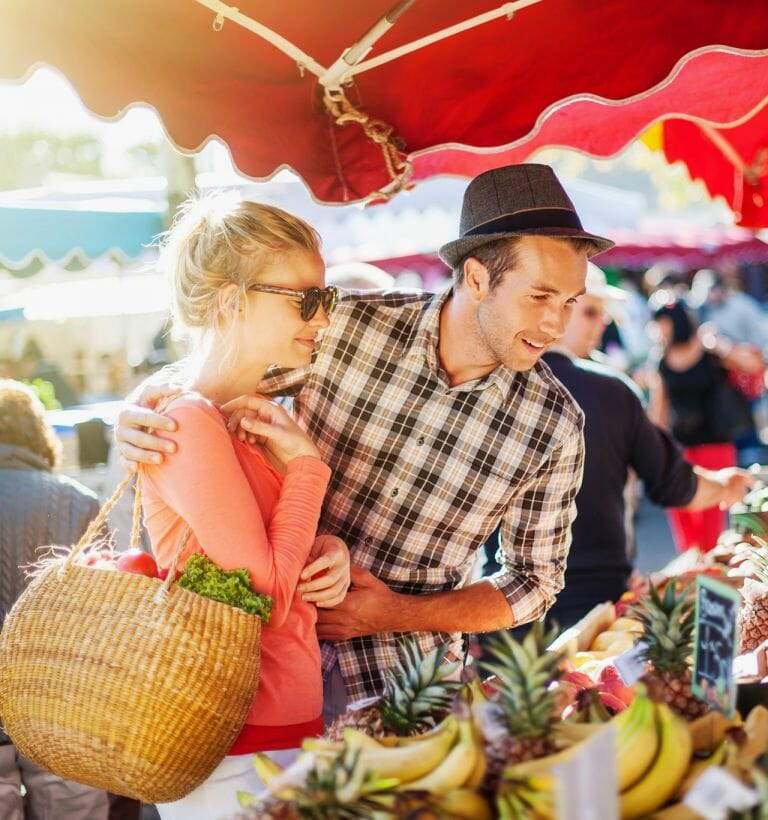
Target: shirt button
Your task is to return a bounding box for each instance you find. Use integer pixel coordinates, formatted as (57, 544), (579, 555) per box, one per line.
(417, 436), (425, 445)
(364, 536), (373, 545)
(391, 488), (399, 497)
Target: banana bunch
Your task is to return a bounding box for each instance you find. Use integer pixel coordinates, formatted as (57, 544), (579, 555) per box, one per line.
(296, 698), (490, 817)
(652, 704), (768, 817)
(618, 699), (692, 818)
(496, 687), (695, 819)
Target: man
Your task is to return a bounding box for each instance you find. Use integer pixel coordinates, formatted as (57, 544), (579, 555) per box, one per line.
(115, 164), (611, 710)
(509, 263), (752, 628)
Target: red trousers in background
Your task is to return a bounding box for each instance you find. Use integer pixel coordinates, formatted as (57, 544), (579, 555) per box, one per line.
(667, 442), (737, 553)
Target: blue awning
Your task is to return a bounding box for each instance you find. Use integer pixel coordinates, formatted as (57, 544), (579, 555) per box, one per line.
(0, 306), (25, 323)
(0, 180), (167, 274)
(0, 204), (163, 267)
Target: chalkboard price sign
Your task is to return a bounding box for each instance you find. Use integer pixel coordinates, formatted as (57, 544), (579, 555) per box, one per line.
(691, 576), (740, 716)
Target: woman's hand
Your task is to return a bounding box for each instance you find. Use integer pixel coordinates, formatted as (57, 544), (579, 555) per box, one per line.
(115, 383), (183, 471)
(221, 394), (321, 468)
(297, 535), (350, 608)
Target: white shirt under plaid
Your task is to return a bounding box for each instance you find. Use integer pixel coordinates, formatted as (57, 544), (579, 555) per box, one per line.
(260, 287), (585, 700)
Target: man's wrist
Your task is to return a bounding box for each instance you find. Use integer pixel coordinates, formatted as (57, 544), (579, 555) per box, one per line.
(381, 581), (516, 634)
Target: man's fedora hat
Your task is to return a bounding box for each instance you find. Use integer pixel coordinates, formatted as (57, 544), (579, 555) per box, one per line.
(439, 163), (614, 269)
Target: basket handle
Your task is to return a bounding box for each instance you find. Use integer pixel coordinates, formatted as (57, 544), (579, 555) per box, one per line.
(64, 469), (192, 597)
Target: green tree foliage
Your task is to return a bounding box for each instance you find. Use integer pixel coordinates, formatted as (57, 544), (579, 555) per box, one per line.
(0, 130), (102, 188)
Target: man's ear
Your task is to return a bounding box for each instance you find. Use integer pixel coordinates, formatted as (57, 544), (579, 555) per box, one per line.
(463, 257), (490, 301)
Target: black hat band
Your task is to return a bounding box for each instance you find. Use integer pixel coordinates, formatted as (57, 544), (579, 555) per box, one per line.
(464, 208), (584, 238)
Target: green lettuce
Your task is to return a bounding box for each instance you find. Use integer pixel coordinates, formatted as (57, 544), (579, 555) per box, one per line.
(178, 553), (273, 622)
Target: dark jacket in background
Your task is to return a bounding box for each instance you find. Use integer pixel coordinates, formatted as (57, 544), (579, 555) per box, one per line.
(0, 443), (98, 628)
(542, 352), (697, 626)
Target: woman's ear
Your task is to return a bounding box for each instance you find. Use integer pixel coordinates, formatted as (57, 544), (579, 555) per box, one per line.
(216, 283), (241, 321)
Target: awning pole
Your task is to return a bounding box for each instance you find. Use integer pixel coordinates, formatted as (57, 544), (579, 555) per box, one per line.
(335, 0), (544, 83)
(193, 0), (327, 77)
(319, 0), (417, 89)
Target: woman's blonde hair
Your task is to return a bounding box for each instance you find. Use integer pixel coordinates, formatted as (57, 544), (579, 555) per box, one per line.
(0, 379), (61, 468)
(158, 193), (321, 345)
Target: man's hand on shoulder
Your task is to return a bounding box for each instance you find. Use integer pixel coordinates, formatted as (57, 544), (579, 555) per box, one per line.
(115, 382), (182, 471)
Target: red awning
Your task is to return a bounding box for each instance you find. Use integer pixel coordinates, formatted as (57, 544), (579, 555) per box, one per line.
(414, 49), (768, 226)
(3, 1), (768, 203)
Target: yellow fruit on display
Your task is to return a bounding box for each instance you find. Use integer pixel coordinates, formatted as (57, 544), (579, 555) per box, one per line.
(603, 632), (637, 656)
(610, 617), (645, 634)
(570, 650), (610, 668)
(590, 631), (620, 652)
(619, 703), (693, 819)
(401, 714), (479, 794)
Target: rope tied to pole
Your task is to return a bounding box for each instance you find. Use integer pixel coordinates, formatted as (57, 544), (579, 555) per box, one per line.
(323, 86), (413, 202)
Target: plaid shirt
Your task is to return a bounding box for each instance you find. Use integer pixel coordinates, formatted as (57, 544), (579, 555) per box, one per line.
(260, 287), (584, 699)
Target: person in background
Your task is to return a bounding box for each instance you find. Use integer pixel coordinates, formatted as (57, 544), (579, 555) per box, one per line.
(0, 379), (109, 820)
(16, 339), (79, 408)
(140, 195), (349, 820)
(648, 296), (760, 552)
(692, 268), (768, 352)
(692, 268), (768, 464)
(325, 261), (395, 291)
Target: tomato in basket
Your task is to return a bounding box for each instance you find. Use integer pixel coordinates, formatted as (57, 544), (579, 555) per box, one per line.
(115, 549), (159, 578)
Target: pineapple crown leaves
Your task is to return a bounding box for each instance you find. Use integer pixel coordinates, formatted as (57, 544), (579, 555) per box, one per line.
(480, 621), (565, 738)
(276, 749), (399, 819)
(744, 537), (768, 585)
(378, 637), (462, 735)
(630, 582), (695, 674)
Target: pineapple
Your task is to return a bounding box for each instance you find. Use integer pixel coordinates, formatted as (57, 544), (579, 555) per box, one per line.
(325, 637), (461, 741)
(480, 622), (565, 782)
(241, 748), (399, 819)
(737, 537), (768, 651)
(630, 581), (709, 720)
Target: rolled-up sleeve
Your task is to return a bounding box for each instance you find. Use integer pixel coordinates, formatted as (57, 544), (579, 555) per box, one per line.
(489, 420), (585, 625)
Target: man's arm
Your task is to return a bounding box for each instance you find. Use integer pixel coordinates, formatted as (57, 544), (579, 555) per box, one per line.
(316, 570), (513, 641)
(490, 420), (584, 625)
(625, 385), (754, 512)
(317, 420), (585, 640)
(114, 361), (313, 468)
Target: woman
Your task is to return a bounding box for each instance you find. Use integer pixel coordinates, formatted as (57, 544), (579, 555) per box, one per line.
(648, 297), (756, 552)
(0, 380), (110, 819)
(141, 195), (350, 819)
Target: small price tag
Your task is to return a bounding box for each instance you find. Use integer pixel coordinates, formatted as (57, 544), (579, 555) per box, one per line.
(691, 576), (740, 716)
(552, 723), (619, 820)
(683, 765), (760, 819)
(613, 640), (648, 685)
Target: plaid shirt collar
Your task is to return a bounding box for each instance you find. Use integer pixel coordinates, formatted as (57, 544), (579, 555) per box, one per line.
(404, 286), (519, 400)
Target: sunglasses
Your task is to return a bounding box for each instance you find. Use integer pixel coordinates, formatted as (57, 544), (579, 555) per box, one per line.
(249, 284), (338, 322)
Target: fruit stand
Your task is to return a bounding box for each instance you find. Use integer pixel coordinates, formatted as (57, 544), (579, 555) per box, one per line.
(233, 487), (768, 819)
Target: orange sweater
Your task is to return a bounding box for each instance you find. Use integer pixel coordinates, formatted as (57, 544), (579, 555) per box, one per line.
(141, 394), (331, 739)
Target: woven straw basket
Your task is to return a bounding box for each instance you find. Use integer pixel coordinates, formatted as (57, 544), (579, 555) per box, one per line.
(0, 471), (262, 803)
